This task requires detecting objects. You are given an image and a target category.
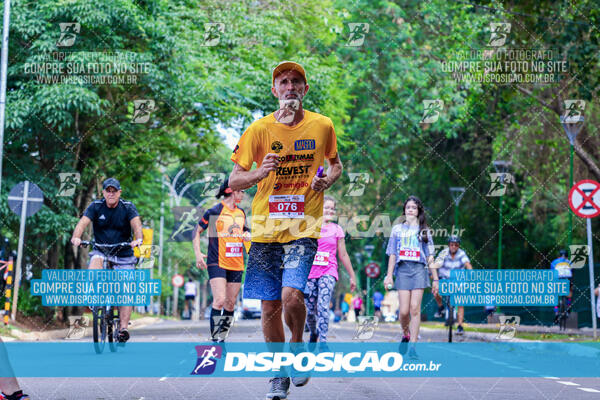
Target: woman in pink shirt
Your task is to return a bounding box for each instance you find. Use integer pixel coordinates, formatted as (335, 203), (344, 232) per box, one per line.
(304, 196), (357, 343)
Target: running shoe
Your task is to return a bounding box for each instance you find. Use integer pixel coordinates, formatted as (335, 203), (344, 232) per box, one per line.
(317, 342), (330, 353)
(1, 391), (30, 400)
(457, 325), (464, 335)
(290, 342), (310, 387)
(399, 335), (410, 355)
(118, 329), (130, 343)
(308, 332), (318, 352)
(408, 347), (419, 360)
(266, 377), (290, 400)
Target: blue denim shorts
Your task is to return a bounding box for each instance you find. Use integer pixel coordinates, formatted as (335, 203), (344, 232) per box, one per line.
(243, 238), (318, 300)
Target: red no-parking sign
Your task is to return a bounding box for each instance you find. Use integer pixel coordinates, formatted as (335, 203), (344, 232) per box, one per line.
(172, 274), (185, 288)
(365, 262), (380, 278)
(569, 179), (600, 218)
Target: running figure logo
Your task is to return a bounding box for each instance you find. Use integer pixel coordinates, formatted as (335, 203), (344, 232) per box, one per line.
(211, 315), (235, 342)
(56, 22), (80, 47)
(432, 245), (449, 268)
(420, 100), (444, 124)
(57, 173), (80, 197)
(569, 245), (589, 269)
(202, 23), (225, 47)
(487, 23), (511, 47)
(191, 345), (222, 375)
(137, 245), (161, 269)
(201, 173), (226, 197)
(65, 315), (90, 340)
(282, 244), (305, 270)
(563, 100), (585, 123)
(496, 315), (520, 340)
(170, 207), (199, 241)
(132, 100), (156, 123)
(353, 316), (379, 340)
(345, 172), (370, 197)
(487, 173), (514, 197)
(346, 23), (369, 47)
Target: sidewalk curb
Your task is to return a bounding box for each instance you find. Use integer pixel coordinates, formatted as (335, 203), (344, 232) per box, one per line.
(9, 316), (161, 341)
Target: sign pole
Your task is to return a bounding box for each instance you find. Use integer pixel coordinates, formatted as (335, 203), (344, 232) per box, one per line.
(568, 179), (600, 337)
(367, 275), (371, 316)
(11, 180), (28, 320)
(587, 218), (596, 339)
(173, 285), (179, 318)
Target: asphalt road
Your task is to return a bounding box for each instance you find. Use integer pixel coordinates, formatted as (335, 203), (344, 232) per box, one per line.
(17, 319), (600, 399)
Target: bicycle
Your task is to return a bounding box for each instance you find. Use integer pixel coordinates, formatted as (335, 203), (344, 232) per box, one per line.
(556, 295), (569, 331)
(443, 295), (456, 343)
(81, 240), (132, 354)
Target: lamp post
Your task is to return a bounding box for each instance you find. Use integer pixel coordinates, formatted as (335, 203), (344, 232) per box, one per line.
(449, 187), (466, 233)
(560, 113), (584, 251)
(493, 161), (511, 271)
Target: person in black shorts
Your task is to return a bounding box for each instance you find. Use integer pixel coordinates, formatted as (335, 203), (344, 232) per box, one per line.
(192, 178), (250, 342)
(71, 178), (143, 343)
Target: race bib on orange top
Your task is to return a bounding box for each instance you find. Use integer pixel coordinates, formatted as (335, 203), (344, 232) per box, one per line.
(230, 110), (338, 243)
(225, 242), (243, 258)
(313, 251), (330, 266)
(198, 202), (249, 271)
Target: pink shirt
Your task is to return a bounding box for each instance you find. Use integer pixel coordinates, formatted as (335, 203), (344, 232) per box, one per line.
(308, 222), (345, 280)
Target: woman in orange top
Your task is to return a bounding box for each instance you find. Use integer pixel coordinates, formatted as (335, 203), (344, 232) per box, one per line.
(193, 178), (250, 342)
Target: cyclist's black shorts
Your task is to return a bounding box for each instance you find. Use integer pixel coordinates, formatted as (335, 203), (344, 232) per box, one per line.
(185, 295), (195, 300)
(207, 265), (243, 283)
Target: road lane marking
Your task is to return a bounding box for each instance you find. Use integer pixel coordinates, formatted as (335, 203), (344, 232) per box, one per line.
(578, 388), (600, 393)
(557, 381), (580, 386)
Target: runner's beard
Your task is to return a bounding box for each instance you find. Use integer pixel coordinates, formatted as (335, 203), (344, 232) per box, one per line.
(278, 99), (300, 124)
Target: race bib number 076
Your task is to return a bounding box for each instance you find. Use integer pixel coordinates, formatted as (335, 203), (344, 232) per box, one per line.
(269, 195), (305, 219)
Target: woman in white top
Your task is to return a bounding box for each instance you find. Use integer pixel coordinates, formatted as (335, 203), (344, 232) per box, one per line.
(384, 195), (434, 359)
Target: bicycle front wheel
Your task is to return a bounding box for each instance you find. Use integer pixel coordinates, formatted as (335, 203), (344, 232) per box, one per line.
(559, 298), (568, 331)
(93, 307), (107, 354)
(108, 307), (119, 352)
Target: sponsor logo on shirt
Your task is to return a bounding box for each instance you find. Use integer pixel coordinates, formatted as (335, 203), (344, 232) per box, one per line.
(276, 165), (310, 177)
(294, 139), (315, 151)
(99, 214), (106, 220)
(233, 144), (239, 154)
(276, 153), (314, 163)
(274, 182), (309, 190)
(271, 141), (283, 153)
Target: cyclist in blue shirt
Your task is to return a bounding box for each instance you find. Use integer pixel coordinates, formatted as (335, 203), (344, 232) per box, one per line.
(550, 249), (573, 319)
